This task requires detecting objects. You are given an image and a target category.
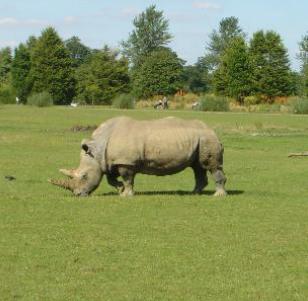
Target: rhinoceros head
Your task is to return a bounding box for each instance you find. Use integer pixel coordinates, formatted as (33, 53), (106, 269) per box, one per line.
(50, 141), (103, 196)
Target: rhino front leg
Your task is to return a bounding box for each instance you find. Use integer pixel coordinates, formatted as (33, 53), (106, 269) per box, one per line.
(118, 166), (135, 197)
(211, 168), (227, 197)
(192, 163), (208, 194)
(106, 172), (124, 194)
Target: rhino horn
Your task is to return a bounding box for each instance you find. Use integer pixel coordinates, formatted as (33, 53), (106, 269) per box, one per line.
(48, 178), (74, 191)
(59, 168), (77, 178)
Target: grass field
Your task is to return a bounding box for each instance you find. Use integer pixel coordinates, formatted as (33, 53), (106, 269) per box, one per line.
(0, 105), (308, 300)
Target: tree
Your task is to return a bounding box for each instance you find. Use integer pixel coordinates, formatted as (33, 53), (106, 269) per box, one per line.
(122, 5), (172, 67)
(30, 27), (75, 104)
(133, 48), (184, 98)
(249, 30), (293, 100)
(65, 36), (91, 67)
(75, 46), (130, 104)
(0, 47), (12, 83)
(11, 43), (32, 103)
(214, 37), (253, 102)
(182, 59), (210, 94)
(202, 17), (244, 72)
(298, 34), (308, 96)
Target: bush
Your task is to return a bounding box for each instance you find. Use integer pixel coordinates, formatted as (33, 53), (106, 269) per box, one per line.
(27, 92), (53, 107)
(112, 94), (135, 109)
(198, 95), (229, 112)
(292, 98), (308, 114)
(243, 95), (260, 106)
(0, 84), (15, 104)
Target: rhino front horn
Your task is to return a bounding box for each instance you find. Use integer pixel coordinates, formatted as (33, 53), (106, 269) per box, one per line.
(48, 179), (74, 191)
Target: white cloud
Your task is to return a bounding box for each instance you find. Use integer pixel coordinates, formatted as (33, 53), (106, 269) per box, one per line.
(0, 17), (18, 25)
(120, 7), (139, 18)
(0, 17), (47, 27)
(193, 2), (221, 10)
(0, 40), (18, 48)
(63, 16), (78, 24)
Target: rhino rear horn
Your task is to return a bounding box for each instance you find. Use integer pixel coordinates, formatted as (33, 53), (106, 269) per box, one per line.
(59, 168), (77, 178)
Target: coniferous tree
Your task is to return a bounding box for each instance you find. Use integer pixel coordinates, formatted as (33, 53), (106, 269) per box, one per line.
(0, 47), (12, 83)
(65, 36), (91, 67)
(30, 27), (75, 104)
(11, 43), (32, 103)
(249, 30), (293, 100)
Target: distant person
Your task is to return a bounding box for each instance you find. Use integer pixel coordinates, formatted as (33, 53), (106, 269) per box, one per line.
(16, 97), (20, 105)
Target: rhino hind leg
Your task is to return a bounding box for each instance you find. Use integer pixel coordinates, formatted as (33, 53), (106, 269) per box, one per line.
(211, 168), (227, 197)
(192, 163), (208, 194)
(117, 166), (135, 197)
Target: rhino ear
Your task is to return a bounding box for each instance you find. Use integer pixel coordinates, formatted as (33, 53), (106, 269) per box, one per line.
(81, 139), (94, 157)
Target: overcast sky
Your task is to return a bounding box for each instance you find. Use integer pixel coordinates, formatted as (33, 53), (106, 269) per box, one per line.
(0, 0), (307, 69)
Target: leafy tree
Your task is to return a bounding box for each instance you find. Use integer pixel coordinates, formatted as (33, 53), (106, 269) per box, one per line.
(133, 48), (184, 98)
(65, 36), (91, 67)
(202, 17), (244, 72)
(249, 30), (293, 100)
(11, 43), (32, 103)
(298, 34), (308, 96)
(214, 37), (253, 102)
(122, 5), (172, 67)
(0, 47), (12, 83)
(75, 46), (130, 104)
(182, 59), (210, 93)
(30, 27), (75, 104)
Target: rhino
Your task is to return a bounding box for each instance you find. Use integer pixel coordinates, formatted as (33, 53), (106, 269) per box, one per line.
(50, 116), (227, 197)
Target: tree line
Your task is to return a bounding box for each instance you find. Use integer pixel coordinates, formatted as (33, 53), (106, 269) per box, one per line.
(0, 5), (308, 105)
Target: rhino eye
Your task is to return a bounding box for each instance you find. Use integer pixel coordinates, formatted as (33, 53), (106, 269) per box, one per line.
(81, 173), (88, 180)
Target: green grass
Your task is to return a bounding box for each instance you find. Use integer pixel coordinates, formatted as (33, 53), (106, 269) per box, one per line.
(1, 105), (308, 300)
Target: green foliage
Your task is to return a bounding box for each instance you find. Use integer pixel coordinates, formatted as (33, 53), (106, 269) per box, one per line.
(292, 98), (308, 114)
(198, 94), (229, 111)
(65, 36), (91, 67)
(0, 83), (15, 104)
(27, 91), (53, 107)
(30, 27), (75, 105)
(0, 47), (12, 83)
(11, 43), (32, 103)
(112, 94), (135, 109)
(201, 17), (244, 72)
(249, 30), (293, 100)
(122, 5), (172, 67)
(133, 48), (184, 98)
(75, 46), (130, 104)
(182, 59), (210, 93)
(214, 37), (253, 102)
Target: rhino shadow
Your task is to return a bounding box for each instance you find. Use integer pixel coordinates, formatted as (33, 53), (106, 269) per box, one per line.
(99, 190), (244, 196)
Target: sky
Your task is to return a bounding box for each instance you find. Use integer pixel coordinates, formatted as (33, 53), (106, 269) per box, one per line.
(0, 0), (307, 70)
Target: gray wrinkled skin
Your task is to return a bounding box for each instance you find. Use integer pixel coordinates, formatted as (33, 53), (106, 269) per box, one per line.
(50, 116), (227, 197)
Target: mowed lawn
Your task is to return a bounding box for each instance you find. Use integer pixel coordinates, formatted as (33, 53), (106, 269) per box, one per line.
(0, 105), (308, 301)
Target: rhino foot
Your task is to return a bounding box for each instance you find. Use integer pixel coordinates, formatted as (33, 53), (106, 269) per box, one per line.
(213, 189), (227, 197)
(120, 189), (134, 197)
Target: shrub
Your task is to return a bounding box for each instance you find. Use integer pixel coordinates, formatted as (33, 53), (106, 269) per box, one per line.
(243, 95), (260, 106)
(0, 84), (15, 104)
(198, 95), (229, 112)
(292, 98), (308, 114)
(112, 94), (135, 109)
(27, 92), (53, 107)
